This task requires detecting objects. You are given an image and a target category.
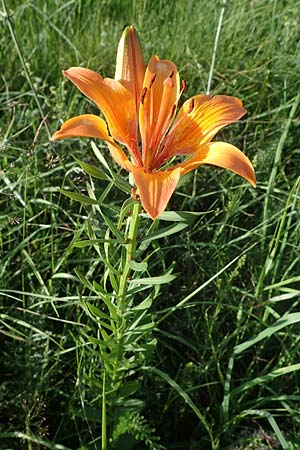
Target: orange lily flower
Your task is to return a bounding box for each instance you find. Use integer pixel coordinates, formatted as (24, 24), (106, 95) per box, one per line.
(52, 26), (256, 219)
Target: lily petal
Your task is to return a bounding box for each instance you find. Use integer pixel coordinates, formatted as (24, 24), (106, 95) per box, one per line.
(106, 142), (131, 171)
(51, 114), (130, 171)
(63, 67), (141, 165)
(115, 26), (145, 113)
(179, 141), (256, 186)
(139, 56), (180, 167)
(130, 166), (181, 219)
(51, 114), (110, 141)
(162, 95), (246, 159)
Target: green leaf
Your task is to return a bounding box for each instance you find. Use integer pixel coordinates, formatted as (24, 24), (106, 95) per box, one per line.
(234, 312), (300, 355)
(117, 381), (140, 399)
(91, 141), (130, 193)
(73, 238), (126, 247)
(75, 269), (97, 292)
(111, 172), (131, 193)
(100, 210), (124, 241)
(157, 242), (258, 325)
(83, 333), (108, 347)
(91, 141), (111, 172)
(143, 222), (188, 242)
(143, 366), (212, 440)
(95, 286), (118, 320)
(124, 340), (157, 352)
(0, 432), (72, 450)
(155, 329), (199, 353)
(60, 189), (99, 205)
(74, 157), (109, 180)
(130, 274), (176, 285)
(231, 363), (300, 397)
(159, 210), (206, 223)
(51, 272), (79, 281)
(131, 297), (153, 311)
(242, 410), (290, 450)
(81, 303), (114, 331)
(117, 198), (138, 228)
(128, 259), (148, 272)
(74, 271), (117, 319)
(114, 398), (145, 409)
(264, 276), (300, 290)
(127, 322), (155, 333)
(86, 302), (113, 322)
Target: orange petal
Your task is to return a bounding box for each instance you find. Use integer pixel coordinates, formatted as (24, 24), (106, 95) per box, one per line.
(63, 67), (141, 164)
(130, 166), (181, 219)
(163, 95), (246, 158)
(115, 26), (145, 114)
(106, 142), (131, 171)
(139, 56), (180, 167)
(51, 114), (111, 141)
(51, 114), (129, 171)
(179, 141), (256, 186)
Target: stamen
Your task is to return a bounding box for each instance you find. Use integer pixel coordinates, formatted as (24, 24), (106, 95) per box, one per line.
(140, 87), (147, 105)
(173, 79), (186, 109)
(187, 98), (195, 114)
(149, 73), (157, 88)
(169, 104), (176, 120)
(154, 95), (195, 169)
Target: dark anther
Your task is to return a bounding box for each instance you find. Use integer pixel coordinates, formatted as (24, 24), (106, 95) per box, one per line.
(187, 98), (195, 113)
(169, 104), (176, 119)
(181, 80), (186, 92)
(140, 87), (147, 104)
(149, 73), (157, 88)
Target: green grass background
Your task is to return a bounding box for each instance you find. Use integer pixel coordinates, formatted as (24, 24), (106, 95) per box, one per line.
(1, 0), (300, 449)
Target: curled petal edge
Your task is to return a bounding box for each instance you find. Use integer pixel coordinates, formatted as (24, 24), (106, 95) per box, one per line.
(51, 114), (129, 171)
(179, 141), (256, 187)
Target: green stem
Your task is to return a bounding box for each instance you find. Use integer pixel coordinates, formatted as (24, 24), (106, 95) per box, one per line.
(110, 201), (141, 387)
(117, 201), (141, 316)
(102, 201), (141, 444)
(25, 415), (32, 450)
(102, 371), (107, 450)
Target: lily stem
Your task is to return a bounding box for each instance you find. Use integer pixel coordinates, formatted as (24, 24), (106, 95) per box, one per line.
(111, 201), (141, 389)
(117, 201), (141, 317)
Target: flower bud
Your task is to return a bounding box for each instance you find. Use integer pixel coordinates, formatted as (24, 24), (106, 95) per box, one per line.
(115, 26), (146, 113)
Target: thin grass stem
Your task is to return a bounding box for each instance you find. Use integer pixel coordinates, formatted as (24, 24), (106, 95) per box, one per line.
(102, 371), (107, 450)
(1, 0), (52, 139)
(206, 0), (227, 95)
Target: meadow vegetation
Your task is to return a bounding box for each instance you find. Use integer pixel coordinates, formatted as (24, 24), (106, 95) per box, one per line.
(1, 1), (300, 449)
